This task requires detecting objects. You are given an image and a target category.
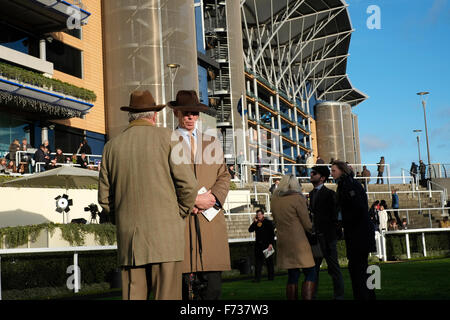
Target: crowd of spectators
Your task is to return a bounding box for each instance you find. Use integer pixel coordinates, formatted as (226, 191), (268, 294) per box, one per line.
(368, 194), (408, 232)
(0, 138), (100, 175)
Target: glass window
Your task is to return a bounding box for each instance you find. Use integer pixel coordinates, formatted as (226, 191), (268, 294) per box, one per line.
(0, 112), (32, 155)
(63, 28), (82, 39)
(46, 39), (82, 78)
(0, 23), (39, 58)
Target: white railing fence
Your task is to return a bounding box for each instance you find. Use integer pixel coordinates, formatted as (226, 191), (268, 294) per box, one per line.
(375, 228), (450, 262)
(0, 245), (117, 300)
(14, 151), (102, 173)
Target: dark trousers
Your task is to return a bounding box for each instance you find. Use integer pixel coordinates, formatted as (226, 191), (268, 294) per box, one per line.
(347, 253), (376, 300)
(313, 240), (344, 300)
(254, 247), (274, 281)
(392, 210), (402, 226)
(182, 271), (222, 300)
(376, 172), (383, 184)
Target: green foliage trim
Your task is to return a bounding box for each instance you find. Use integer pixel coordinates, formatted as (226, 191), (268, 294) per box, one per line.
(0, 223), (58, 248)
(0, 176), (19, 184)
(58, 223), (116, 246)
(0, 61), (96, 102)
(0, 223), (116, 248)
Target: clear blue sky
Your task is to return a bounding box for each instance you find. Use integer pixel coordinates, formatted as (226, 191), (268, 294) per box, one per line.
(346, 0), (450, 175)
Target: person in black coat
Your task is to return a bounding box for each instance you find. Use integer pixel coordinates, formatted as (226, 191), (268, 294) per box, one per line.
(248, 209), (275, 282)
(33, 144), (50, 171)
(78, 138), (92, 155)
(269, 179), (280, 194)
(368, 201), (380, 232)
(331, 160), (376, 300)
(309, 165), (344, 300)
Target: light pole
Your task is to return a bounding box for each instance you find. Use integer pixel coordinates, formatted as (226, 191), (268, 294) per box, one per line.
(416, 92), (432, 179)
(413, 129), (422, 162)
(167, 63), (180, 129)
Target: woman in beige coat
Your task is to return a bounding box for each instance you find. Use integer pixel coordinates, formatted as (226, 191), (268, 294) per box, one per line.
(271, 174), (317, 300)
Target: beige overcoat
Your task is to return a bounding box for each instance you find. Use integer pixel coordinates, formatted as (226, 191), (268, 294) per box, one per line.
(98, 119), (198, 267)
(173, 130), (231, 273)
(271, 192), (315, 270)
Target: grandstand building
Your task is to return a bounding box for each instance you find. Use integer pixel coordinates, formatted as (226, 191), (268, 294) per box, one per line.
(0, 0), (106, 156)
(103, 0), (367, 181)
(0, 0), (365, 180)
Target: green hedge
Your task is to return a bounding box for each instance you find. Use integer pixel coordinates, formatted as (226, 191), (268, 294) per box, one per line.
(1, 251), (118, 292)
(0, 62), (96, 102)
(0, 223), (116, 248)
(0, 175), (18, 184)
(386, 232), (450, 260)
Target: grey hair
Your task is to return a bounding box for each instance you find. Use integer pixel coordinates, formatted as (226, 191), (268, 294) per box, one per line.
(128, 111), (155, 122)
(273, 174), (303, 197)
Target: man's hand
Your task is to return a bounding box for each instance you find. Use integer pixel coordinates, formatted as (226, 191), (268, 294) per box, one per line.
(192, 207), (203, 215)
(195, 190), (216, 210)
(268, 244), (273, 251)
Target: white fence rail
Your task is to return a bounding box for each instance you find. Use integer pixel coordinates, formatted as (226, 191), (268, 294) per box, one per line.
(0, 245), (117, 300)
(376, 228), (450, 262)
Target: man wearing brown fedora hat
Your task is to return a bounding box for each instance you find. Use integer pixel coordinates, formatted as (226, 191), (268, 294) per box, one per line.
(169, 90), (231, 300)
(98, 90), (198, 300)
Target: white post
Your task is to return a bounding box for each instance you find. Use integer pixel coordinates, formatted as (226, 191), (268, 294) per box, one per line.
(382, 232), (387, 262)
(74, 253), (79, 293)
(387, 164), (391, 191)
(241, 94), (248, 184)
(422, 232), (427, 257)
(405, 233), (411, 259)
(402, 169), (405, 184)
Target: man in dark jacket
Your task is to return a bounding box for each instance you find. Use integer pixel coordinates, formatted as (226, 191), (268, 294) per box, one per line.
(309, 165), (344, 300)
(33, 144), (50, 171)
(331, 160), (376, 300)
(248, 209), (275, 282)
(419, 160), (426, 187)
(269, 179), (280, 195)
(410, 162), (418, 185)
(78, 138), (92, 155)
(77, 153), (88, 169)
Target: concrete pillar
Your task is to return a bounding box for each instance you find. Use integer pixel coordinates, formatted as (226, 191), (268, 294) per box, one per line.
(39, 39), (46, 60)
(41, 127), (48, 143)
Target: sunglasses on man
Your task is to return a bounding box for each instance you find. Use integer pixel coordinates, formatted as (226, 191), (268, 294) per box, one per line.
(181, 111), (199, 116)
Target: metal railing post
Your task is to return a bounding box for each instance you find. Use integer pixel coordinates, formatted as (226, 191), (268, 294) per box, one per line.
(387, 164), (391, 191)
(429, 208), (432, 229)
(74, 252), (79, 293)
(405, 233), (411, 259)
(422, 232), (427, 257)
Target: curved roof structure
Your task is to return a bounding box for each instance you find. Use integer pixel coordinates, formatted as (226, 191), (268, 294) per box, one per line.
(241, 0), (367, 107)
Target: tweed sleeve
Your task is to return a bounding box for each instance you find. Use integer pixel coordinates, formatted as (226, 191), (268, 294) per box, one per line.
(169, 139), (198, 217)
(209, 138), (231, 206)
(98, 144), (114, 216)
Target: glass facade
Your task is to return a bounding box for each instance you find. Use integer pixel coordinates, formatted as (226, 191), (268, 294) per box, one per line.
(0, 112), (33, 156)
(46, 39), (83, 78)
(0, 24), (39, 58)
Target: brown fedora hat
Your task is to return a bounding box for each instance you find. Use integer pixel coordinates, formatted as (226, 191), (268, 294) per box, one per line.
(167, 90), (209, 112)
(121, 90), (165, 112)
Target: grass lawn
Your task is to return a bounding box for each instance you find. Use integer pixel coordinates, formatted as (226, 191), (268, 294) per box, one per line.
(223, 258), (450, 300)
(91, 258), (450, 300)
